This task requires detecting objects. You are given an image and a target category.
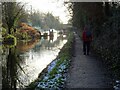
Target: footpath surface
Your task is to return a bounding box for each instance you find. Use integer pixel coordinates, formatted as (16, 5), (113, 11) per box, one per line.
(65, 32), (113, 89)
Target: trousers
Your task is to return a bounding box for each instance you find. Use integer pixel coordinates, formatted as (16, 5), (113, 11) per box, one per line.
(83, 41), (91, 55)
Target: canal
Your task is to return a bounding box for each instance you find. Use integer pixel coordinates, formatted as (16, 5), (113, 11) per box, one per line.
(0, 32), (67, 89)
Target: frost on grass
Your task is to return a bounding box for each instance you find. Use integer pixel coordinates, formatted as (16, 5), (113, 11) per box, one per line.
(114, 80), (120, 90)
(35, 59), (69, 89)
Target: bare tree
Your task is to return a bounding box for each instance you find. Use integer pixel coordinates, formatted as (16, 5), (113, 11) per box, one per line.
(2, 2), (25, 34)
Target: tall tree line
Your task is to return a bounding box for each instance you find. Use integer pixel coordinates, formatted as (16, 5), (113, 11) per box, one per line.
(67, 2), (120, 78)
(30, 11), (63, 30)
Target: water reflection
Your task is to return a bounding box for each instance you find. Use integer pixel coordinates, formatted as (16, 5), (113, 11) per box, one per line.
(2, 33), (67, 89)
(2, 47), (25, 90)
(16, 39), (39, 52)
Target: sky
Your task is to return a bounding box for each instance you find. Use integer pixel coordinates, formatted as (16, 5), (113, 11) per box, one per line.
(18, 0), (70, 24)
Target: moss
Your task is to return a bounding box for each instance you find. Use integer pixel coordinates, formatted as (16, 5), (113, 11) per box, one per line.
(2, 27), (7, 36)
(3, 34), (17, 47)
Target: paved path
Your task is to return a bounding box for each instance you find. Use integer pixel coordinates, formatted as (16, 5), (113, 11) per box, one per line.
(65, 32), (113, 88)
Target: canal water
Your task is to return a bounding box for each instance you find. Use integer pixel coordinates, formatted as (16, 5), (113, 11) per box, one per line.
(0, 32), (67, 89)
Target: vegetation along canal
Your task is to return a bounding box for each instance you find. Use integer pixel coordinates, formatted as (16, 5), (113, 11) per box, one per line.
(1, 31), (68, 88)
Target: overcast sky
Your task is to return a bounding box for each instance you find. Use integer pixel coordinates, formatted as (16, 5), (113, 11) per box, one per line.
(17, 0), (70, 24)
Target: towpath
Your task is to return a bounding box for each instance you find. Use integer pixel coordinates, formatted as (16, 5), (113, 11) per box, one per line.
(65, 32), (113, 89)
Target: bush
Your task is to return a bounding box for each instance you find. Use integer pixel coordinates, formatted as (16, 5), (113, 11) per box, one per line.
(92, 14), (120, 79)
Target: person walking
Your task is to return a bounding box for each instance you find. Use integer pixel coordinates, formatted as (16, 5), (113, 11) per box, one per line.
(82, 25), (93, 55)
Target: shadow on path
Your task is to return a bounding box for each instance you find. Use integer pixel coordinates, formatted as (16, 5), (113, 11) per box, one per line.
(65, 32), (113, 89)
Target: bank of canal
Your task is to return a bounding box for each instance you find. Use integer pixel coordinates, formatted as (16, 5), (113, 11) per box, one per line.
(1, 31), (72, 89)
(26, 32), (74, 90)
